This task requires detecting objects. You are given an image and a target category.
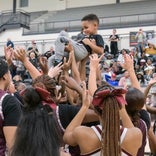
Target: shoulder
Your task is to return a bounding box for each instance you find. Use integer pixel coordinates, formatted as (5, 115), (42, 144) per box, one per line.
(3, 94), (21, 106)
(2, 94), (21, 115)
(122, 127), (142, 155)
(73, 126), (101, 153)
(73, 126), (99, 142)
(94, 34), (103, 39)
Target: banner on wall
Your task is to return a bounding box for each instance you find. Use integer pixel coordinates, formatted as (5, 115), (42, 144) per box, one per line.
(129, 30), (155, 47)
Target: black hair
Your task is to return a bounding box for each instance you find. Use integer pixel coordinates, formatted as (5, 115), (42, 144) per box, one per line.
(11, 87), (61, 156)
(125, 87), (145, 126)
(81, 14), (99, 25)
(0, 58), (9, 78)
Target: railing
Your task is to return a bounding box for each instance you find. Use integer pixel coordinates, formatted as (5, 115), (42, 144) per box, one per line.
(23, 12), (156, 35)
(0, 10), (30, 31)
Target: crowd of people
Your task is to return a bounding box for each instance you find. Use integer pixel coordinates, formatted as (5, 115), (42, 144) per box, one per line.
(0, 13), (156, 156)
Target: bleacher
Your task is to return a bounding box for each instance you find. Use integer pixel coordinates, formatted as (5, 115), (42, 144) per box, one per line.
(23, 0), (156, 35)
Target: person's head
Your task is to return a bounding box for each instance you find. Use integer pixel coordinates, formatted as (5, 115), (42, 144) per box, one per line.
(29, 51), (36, 59)
(125, 87), (145, 126)
(147, 58), (152, 65)
(121, 49), (128, 55)
(13, 75), (23, 82)
(140, 59), (146, 66)
(11, 87), (61, 156)
(0, 58), (11, 91)
(111, 73), (117, 80)
(106, 54), (113, 60)
(31, 40), (36, 45)
(92, 84), (127, 156)
(32, 75), (58, 103)
(81, 14), (99, 35)
(15, 82), (26, 92)
(139, 28), (143, 33)
(113, 29), (116, 34)
(124, 71), (130, 78)
(136, 72), (143, 79)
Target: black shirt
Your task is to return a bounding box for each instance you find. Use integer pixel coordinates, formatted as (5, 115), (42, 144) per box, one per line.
(2, 95), (21, 126)
(80, 34), (104, 53)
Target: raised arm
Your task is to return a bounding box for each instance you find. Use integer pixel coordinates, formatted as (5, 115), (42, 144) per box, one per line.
(144, 78), (156, 114)
(88, 54), (103, 96)
(14, 47), (41, 79)
(120, 54), (141, 90)
(63, 82), (90, 145)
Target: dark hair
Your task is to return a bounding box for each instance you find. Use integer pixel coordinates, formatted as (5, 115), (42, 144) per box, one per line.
(125, 87), (145, 126)
(11, 87), (61, 156)
(136, 73), (145, 84)
(32, 75), (57, 99)
(81, 14), (99, 25)
(0, 58), (9, 78)
(93, 84), (123, 156)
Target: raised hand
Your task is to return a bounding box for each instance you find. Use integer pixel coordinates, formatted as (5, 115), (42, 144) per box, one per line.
(48, 62), (63, 78)
(149, 77), (156, 86)
(39, 56), (48, 74)
(89, 53), (104, 70)
(81, 81), (91, 108)
(4, 45), (14, 65)
(13, 47), (28, 63)
(63, 51), (73, 71)
(120, 54), (134, 71)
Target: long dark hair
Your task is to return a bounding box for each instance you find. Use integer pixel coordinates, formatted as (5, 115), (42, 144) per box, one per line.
(92, 84), (126, 156)
(11, 87), (61, 156)
(125, 87), (145, 127)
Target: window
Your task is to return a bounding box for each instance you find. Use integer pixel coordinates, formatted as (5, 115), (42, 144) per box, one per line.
(20, 0), (28, 7)
(116, 0), (120, 3)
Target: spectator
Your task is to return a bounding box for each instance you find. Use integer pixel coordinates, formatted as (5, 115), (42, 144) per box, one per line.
(135, 28), (146, 56)
(6, 38), (14, 49)
(109, 29), (120, 58)
(118, 71), (131, 88)
(117, 49), (128, 65)
(45, 46), (55, 68)
(136, 72), (147, 87)
(27, 40), (39, 57)
(29, 51), (39, 69)
(44, 46), (55, 59)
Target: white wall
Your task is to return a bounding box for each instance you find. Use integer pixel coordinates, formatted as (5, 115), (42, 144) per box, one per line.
(66, 0), (115, 8)
(120, 0), (147, 2)
(1, 0), (147, 13)
(0, 0), (66, 12)
(0, 0), (13, 11)
(0, 25), (155, 56)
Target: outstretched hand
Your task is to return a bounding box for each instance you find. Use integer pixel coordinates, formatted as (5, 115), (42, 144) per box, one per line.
(39, 56), (48, 74)
(81, 81), (91, 108)
(48, 62), (63, 78)
(4, 45), (14, 65)
(89, 53), (104, 70)
(63, 51), (73, 71)
(13, 47), (28, 63)
(149, 77), (156, 86)
(120, 54), (134, 71)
